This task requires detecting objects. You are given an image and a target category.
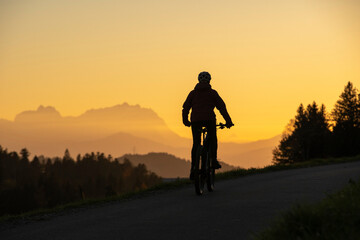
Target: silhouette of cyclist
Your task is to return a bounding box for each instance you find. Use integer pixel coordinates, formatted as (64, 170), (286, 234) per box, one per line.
(182, 71), (234, 180)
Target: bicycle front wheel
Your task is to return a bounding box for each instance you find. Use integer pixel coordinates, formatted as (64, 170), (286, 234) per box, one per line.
(194, 146), (204, 195)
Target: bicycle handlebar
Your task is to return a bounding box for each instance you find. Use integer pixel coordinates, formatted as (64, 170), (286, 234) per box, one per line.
(217, 122), (234, 129)
(187, 122), (234, 129)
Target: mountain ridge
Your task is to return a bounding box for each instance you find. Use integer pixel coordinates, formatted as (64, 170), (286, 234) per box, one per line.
(0, 104), (281, 167)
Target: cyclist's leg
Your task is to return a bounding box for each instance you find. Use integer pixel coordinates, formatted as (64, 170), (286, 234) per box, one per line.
(191, 122), (202, 178)
(206, 121), (221, 169)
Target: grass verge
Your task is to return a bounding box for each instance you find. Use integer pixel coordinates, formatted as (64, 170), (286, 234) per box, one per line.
(216, 154), (360, 181)
(1, 154), (359, 224)
(253, 178), (360, 239)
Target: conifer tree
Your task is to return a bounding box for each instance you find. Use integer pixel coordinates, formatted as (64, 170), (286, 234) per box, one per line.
(273, 102), (330, 164)
(63, 149), (71, 161)
(20, 148), (30, 162)
(331, 81), (360, 156)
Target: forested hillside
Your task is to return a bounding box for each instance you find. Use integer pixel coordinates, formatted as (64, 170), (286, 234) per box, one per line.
(0, 147), (161, 216)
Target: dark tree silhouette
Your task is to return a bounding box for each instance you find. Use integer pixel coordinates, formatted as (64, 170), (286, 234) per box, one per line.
(273, 102), (331, 164)
(20, 148), (30, 161)
(0, 147), (162, 216)
(273, 81), (360, 164)
(331, 82), (360, 156)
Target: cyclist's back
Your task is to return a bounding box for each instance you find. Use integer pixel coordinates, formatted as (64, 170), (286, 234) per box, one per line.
(184, 82), (223, 121)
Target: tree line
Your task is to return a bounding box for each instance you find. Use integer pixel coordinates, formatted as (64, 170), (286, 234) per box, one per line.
(0, 148), (161, 216)
(273, 82), (360, 164)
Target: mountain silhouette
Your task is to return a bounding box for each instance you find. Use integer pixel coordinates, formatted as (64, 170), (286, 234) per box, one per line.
(14, 105), (62, 123)
(0, 104), (280, 168)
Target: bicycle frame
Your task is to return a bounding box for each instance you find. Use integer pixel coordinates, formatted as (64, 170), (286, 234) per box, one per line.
(200, 122), (226, 166)
(194, 123), (226, 195)
(200, 127), (210, 169)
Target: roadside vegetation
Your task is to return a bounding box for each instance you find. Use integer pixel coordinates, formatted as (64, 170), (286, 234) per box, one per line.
(254, 177), (360, 240)
(216, 155), (360, 181)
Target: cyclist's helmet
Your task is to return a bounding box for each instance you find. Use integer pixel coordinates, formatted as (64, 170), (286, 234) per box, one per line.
(198, 71), (211, 83)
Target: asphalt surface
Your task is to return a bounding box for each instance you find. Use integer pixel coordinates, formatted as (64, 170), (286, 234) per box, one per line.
(1, 161), (360, 240)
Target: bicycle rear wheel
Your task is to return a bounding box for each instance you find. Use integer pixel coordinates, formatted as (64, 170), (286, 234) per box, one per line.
(206, 150), (215, 192)
(194, 146), (204, 195)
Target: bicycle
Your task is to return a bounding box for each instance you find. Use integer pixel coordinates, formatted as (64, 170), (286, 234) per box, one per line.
(193, 122), (227, 195)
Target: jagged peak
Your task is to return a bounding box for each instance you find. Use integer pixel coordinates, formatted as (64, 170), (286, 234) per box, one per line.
(14, 105), (62, 122)
(36, 105), (59, 113)
(85, 103), (148, 113)
(79, 103), (162, 122)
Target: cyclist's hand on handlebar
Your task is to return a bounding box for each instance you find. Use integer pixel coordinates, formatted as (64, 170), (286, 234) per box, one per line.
(183, 120), (191, 127)
(225, 122), (234, 128)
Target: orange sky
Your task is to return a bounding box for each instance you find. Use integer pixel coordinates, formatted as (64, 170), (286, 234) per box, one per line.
(1, 0), (359, 142)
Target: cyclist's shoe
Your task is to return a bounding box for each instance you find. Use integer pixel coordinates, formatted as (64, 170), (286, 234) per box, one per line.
(213, 160), (222, 169)
(190, 171), (194, 180)
(189, 168), (194, 180)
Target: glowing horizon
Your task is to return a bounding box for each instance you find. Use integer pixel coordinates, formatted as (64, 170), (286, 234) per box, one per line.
(1, 0), (359, 142)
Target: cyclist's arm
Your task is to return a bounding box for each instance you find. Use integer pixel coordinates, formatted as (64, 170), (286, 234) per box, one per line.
(182, 91), (194, 126)
(214, 91), (233, 125)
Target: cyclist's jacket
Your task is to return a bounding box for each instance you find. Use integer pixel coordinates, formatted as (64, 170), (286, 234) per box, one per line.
(182, 82), (232, 124)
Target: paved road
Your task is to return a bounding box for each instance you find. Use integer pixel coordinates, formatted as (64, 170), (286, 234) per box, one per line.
(1, 161), (360, 240)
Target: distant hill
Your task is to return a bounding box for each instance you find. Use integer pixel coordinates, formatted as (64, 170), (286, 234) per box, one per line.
(117, 152), (236, 178)
(220, 135), (282, 168)
(0, 104), (281, 168)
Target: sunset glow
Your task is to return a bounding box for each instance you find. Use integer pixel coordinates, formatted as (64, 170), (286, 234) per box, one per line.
(1, 0), (359, 142)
